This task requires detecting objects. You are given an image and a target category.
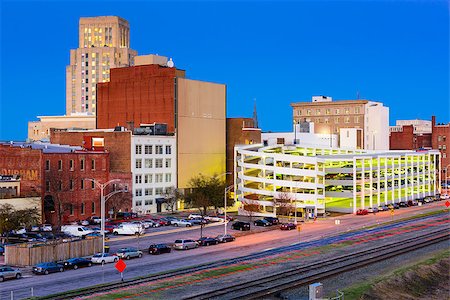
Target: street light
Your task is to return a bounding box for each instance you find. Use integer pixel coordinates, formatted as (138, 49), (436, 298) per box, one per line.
(293, 120), (297, 145)
(85, 178), (127, 255)
(216, 172), (232, 235)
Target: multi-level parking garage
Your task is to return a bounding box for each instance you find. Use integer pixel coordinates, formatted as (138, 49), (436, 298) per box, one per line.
(234, 145), (441, 216)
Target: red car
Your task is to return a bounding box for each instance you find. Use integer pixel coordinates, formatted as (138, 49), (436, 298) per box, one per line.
(280, 223), (297, 230)
(151, 218), (169, 226)
(356, 209), (368, 215)
(104, 224), (117, 233)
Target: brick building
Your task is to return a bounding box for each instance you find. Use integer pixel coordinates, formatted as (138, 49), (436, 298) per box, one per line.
(432, 116), (450, 182)
(0, 142), (131, 225)
(389, 125), (432, 150)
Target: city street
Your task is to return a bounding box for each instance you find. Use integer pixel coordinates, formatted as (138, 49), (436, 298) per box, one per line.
(0, 202), (447, 298)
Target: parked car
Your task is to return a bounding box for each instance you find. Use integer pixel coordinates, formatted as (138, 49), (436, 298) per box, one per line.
(104, 224), (117, 233)
(173, 239), (198, 250)
(280, 223), (297, 230)
(407, 200), (418, 206)
(7, 233), (36, 243)
(197, 237), (219, 246)
(142, 220), (160, 228)
(0, 266), (21, 281)
(424, 196), (434, 203)
(399, 201), (408, 207)
(377, 206), (386, 212)
(85, 232), (102, 239)
(91, 227), (109, 235)
(382, 205), (390, 211)
(89, 216), (102, 224)
(63, 257), (92, 269)
(171, 219), (193, 227)
(131, 221), (150, 229)
(91, 253), (119, 264)
(61, 225), (94, 238)
(188, 218), (207, 225)
(367, 207), (379, 213)
(231, 221), (250, 231)
(113, 223), (145, 235)
(30, 225), (40, 232)
(148, 244), (172, 255)
(0, 245), (4, 255)
(188, 214), (203, 220)
(40, 224), (52, 232)
(217, 214), (234, 221)
(204, 216), (223, 222)
(264, 217), (280, 225)
(356, 209), (368, 215)
(79, 220), (90, 226)
(254, 219), (271, 227)
(216, 234), (235, 243)
(440, 194), (449, 200)
(151, 218), (169, 226)
(32, 262), (64, 275)
(25, 232), (47, 242)
(115, 212), (137, 220)
(13, 227), (26, 234)
(116, 247), (143, 260)
(159, 217), (176, 225)
(392, 203), (400, 209)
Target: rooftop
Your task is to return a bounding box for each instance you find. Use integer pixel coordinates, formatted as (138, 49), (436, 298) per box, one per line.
(0, 141), (105, 154)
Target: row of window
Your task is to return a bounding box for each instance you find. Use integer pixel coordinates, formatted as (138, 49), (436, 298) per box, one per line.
(296, 107), (363, 117)
(135, 158), (171, 169)
(45, 159), (100, 172)
(135, 199), (154, 206)
(135, 173), (172, 184)
(304, 116), (360, 124)
(437, 136), (447, 142)
(135, 145), (172, 155)
(68, 202), (96, 216)
(45, 179), (107, 192)
(135, 187), (166, 197)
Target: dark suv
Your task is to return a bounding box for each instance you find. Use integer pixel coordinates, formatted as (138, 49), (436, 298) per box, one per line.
(231, 221), (250, 231)
(264, 217), (280, 225)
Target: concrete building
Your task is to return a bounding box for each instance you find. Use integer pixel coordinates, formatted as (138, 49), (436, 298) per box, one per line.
(97, 62), (226, 189)
(67, 16), (137, 115)
(28, 114), (96, 141)
(234, 144), (440, 217)
(291, 96), (389, 150)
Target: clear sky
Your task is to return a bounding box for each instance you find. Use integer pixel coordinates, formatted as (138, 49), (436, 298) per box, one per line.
(0, 0), (448, 141)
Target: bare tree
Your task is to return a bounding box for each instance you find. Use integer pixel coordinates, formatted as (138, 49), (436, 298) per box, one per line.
(242, 201), (260, 230)
(274, 192), (295, 220)
(107, 191), (130, 219)
(163, 186), (182, 214)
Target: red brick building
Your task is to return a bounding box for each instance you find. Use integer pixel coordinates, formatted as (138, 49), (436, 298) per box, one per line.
(389, 125), (432, 150)
(0, 142), (131, 225)
(432, 116), (450, 182)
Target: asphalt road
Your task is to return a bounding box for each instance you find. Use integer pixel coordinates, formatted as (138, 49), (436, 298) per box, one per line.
(0, 202), (447, 298)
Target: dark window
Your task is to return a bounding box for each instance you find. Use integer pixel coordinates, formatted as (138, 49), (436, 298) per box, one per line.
(69, 204), (74, 216)
(81, 179), (84, 190)
(69, 160), (74, 170)
(69, 180), (74, 190)
(80, 159), (85, 170)
(91, 202), (95, 214)
(58, 160), (63, 170)
(91, 159), (95, 170)
(45, 160), (50, 171)
(58, 181), (62, 191)
(91, 181), (95, 189)
(81, 203), (85, 215)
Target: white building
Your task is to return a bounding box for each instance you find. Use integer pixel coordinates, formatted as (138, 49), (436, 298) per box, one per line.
(234, 144), (440, 217)
(131, 134), (176, 214)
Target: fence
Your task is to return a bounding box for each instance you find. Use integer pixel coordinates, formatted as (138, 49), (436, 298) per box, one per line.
(0, 288), (34, 300)
(4, 238), (102, 266)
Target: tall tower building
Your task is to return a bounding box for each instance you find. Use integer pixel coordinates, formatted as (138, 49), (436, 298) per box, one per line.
(66, 16), (137, 115)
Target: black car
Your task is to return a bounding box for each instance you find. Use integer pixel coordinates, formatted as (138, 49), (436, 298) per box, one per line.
(280, 223), (297, 230)
(148, 244), (172, 255)
(216, 234), (235, 243)
(399, 201), (408, 207)
(25, 232), (47, 242)
(63, 257), (92, 269)
(231, 221), (250, 231)
(197, 237), (219, 246)
(254, 219), (271, 227)
(32, 262), (64, 275)
(264, 217), (280, 225)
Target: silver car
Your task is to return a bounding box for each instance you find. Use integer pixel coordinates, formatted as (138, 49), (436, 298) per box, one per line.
(116, 247), (143, 260)
(0, 266), (21, 282)
(173, 239), (198, 250)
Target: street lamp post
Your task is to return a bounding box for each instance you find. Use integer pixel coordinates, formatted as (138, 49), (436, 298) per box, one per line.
(216, 172), (232, 235)
(293, 120), (297, 145)
(85, 178), (127, 255)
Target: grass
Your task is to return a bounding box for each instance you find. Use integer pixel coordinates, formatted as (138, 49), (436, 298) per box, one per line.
(339, 249), (450, 300)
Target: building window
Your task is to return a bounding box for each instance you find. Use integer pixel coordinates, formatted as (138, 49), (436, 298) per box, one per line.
(443, 145), (447, 150)
(165, 173), (172, 182)
(155, 159), (163, 168)
(145, 159), (152, 168)
(135, 200), (143, 206)
(58, 160), (63, 171)
(438, 136), (442, 142)
(155, 173), (163, 183)
(81, 203), (85, 215)
(297, 109), (302, 116)
(80, 159), (85, 170)
(145, 188), (153, 196)
(135, 189), (142, 197)
(144, 174), (152, 183)
(45, 160), (50, 171)
(354, 116), (360, 123)
(344, 117), (350, 123)
(144, 200), (153, 206)
(69, 180), (74, 191)
(155, 145), (163, 154)
(155, 187), (163, 195)
(91, 181), (95, 189)
(58, 181), (62, 191)
(144, 145), (152, 154)
(306, 109), (311, 116)
(316, 109), (321, 115)
(135, 145), (142, 155)
(69, 160), (74, 171)
(166, 145), (172, 155)
(345, 108), (350, 114)
(355, 107), (360, 114)
(135, 159), (142, 169)
(165, 159), (171, 168)
(70, 204), (74, 216)
(335, 108), (340, 114)
(91, 159), (95, 170)
(335, 117), (340, 124)
(92, 202), (95, 214)
(326, 109), (330, 115)
(135, 175), (142, 184)
(45, 181), (50, 192)
(81, 179), (84, 190)
(444, 153), (447, 158)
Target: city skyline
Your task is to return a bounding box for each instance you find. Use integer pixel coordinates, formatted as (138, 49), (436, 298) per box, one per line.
(1, 0), (448, 141)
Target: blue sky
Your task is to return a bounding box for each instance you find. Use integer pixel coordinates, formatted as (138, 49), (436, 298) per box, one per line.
(0, 0), (448, 141)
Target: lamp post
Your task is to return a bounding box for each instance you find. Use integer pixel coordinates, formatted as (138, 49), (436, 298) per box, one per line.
(293, 120), (297, 145)
(216, 172), (232, 235)
(85, 178), (127, 255)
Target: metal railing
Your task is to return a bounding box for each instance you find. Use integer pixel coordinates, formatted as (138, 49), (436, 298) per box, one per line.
(0, 287), (34, 300)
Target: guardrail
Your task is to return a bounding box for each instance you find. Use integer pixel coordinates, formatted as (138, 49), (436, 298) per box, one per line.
(0, 287), (34, 300)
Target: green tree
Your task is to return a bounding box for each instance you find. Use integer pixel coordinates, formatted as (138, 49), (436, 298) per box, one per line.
(184, 174), (226, 216)
(0, 204), (40, 242)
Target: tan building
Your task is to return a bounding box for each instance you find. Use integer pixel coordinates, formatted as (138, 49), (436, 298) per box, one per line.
(66, 16), (137, 115)
(291, 96), (389, 150)
(28, 114), (96, 141)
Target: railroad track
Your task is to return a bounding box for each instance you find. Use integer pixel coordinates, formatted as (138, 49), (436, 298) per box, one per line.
(31, 212), (448, 300)
(184, 231), (449, 300)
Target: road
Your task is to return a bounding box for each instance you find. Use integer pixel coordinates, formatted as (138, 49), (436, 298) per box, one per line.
(0, 201), (447, 298)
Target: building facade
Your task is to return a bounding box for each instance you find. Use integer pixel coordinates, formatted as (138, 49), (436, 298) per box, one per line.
(291, 96), (389, 150)
(432, 116), (450, 182)
(234, 144), (440, 217)
(28, 114), (96, 141)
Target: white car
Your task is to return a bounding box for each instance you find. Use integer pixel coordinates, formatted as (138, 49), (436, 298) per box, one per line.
(80, 220), (90, 226)
(40, 224), (53, 231)
(90, 253), (118, 264)
(188, 214), (203, 220)
(113, 223), (145, 235)
(440, 194), (450, 200)
(131, 221), (150, 229)
(143, 220), (160, 228)
(205, 216), (224, 222)
(171, 219), (193, 227)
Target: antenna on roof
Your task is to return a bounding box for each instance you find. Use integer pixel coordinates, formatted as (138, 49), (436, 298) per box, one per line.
(356, 91), (360, 99)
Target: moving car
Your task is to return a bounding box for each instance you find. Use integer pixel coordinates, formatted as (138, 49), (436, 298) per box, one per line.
(254, 219), (271, 227)
(91, 253), (119, 264)
(216, 234), (235, 243)
(280, 223), (297, 230)
(197, 237), (219, 246)
(113, 223), (145, 235)
(231, 221), (250, 231)
(63, 257), (92, 269)
(264, 217), (280, 225)
(356, 209), (368, 215)
(116, 247), (143, 260)
(173, 239), (198, 250)
(32, 262), (64, 275)
(148, 244), (172, 255)
(0, 266), (21, 281)
(171, 219), (193, 227)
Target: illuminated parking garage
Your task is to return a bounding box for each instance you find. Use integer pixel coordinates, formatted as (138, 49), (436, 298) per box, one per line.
(234, 145), (441, 216)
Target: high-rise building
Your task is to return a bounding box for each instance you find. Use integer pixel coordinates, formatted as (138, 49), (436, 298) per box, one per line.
(291, 96), (389, 150)
(66, 16), (137, 115)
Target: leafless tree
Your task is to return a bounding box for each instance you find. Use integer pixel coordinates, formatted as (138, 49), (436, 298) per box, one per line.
(274, 192), (295, 220)
(242, 201), (260, 230)
(163, 186), (182, 214)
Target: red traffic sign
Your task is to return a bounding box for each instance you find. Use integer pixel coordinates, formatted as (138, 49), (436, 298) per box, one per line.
(445, 201), (450, 208)
(115, 259), (126, 273)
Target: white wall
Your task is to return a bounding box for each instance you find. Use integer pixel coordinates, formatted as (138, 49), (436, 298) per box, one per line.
(365, 102), (389, 150)
(262, 131), (337, 148)
(340, 128), (362, 150)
